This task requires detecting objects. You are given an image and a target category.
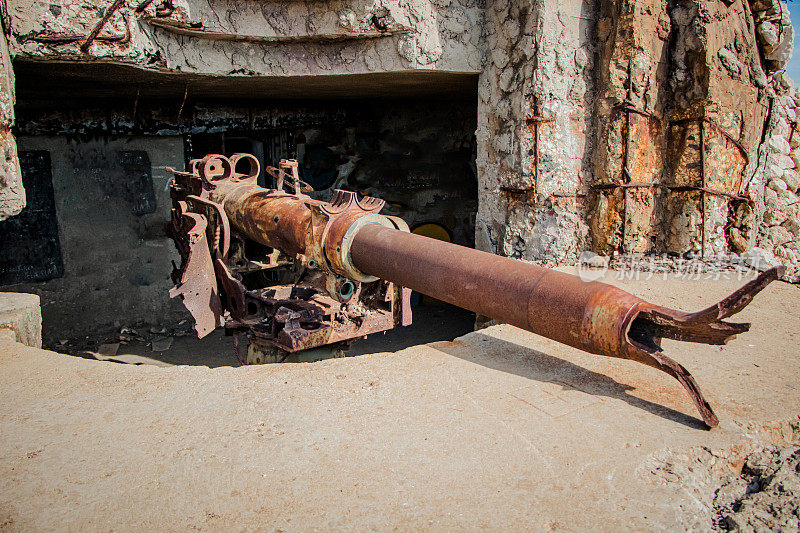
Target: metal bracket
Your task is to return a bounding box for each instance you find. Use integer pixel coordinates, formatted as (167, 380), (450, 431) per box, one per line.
(167, 205), (223, 338)
(265, 159), (314, 196)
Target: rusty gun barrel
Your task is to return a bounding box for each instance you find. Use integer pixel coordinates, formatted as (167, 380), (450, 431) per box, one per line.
(168, 153), (781, 428)
(349, 223), (782, 429)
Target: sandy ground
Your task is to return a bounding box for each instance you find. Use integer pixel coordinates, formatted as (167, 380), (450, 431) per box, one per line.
(0, 270), (798, 531)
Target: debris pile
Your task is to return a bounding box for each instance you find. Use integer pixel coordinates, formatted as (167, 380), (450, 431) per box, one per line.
(645, 418), (800, 531)
(713, 444), (800, 531)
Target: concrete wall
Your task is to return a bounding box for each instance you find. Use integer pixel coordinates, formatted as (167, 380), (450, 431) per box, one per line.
(4, 136), (186, 341)
(0, 30), (23, 220)
(8, 0), (483, 76)
(475, 0), (797, 279)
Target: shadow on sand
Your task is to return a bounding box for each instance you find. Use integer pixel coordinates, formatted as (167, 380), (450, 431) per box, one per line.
(430, 331), (707, 431)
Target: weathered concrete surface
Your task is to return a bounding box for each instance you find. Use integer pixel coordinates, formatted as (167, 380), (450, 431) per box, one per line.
(0, 292), (40, 347)
(8, 0), (483, 76)
(0, 273), (797, 530)
(0, 31), (23, 221)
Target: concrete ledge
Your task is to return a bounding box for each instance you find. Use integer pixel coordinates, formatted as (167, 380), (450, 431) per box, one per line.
(0, 292), (41, 348)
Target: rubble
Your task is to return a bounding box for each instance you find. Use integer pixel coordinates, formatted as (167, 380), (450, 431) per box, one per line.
(741, 246), (782, 272)
(150, 336), (173, 352)
(578, 250), (609, 269)
(714, 444), (800, 531)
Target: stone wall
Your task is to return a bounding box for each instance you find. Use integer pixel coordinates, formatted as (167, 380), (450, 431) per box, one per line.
(750, 74), (800, 279)
(3, 136), (187, 341)
(747, 1), (800, 280)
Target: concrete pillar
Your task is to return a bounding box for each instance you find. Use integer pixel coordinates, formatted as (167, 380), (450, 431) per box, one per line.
(0, 26), (24, 220)
(476, 0), (594, 264)
(590, 0), (671, 255)
(661, 0), (764, 257)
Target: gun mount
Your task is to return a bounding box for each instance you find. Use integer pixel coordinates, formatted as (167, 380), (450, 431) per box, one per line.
(166, 154), (411, 364)
(167, 153), (782, 428)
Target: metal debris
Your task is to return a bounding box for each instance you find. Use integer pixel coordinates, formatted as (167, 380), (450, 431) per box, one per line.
(80, 0), (127, 52)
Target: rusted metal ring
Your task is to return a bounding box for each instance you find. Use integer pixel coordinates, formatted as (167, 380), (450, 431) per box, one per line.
(386, 215), (411, 232)
(339, 215), (396, 282)
(199, 155), (233, 184)
(325, 275), (360, 303)
(230, 153), (260, 181)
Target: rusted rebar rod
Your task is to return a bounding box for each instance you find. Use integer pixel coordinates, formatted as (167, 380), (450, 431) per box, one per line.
(80, 0), (127, 52)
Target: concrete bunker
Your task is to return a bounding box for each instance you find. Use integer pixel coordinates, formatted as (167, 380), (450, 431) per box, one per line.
(1, 0), (798, 366)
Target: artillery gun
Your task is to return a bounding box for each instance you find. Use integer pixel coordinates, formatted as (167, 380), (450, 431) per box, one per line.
(167, 153), (782, 429)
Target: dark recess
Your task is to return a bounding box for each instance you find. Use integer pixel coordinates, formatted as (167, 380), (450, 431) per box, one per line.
(0, 151), (64, 285)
